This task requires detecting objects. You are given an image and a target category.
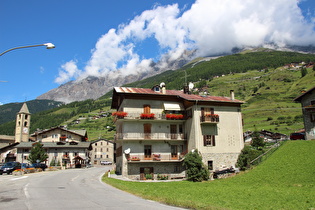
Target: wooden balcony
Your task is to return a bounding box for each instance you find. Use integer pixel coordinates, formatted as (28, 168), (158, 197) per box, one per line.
(115, 132), (187, 141)
(200, 115), (219, 123)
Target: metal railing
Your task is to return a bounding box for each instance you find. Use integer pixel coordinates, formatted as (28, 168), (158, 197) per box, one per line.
(115, 132), (186, 140)
(128, 153), (186, 162)
(117, 112), (185, 120)
(200, 116), (220, 123)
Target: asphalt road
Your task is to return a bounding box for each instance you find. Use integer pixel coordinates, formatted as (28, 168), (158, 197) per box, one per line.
(0, 166), (184, 210)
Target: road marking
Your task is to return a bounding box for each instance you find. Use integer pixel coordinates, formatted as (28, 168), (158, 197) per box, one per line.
(24, 183), (30, 199)
(10, 176), (27, 181)
(71, 175), (79, 182)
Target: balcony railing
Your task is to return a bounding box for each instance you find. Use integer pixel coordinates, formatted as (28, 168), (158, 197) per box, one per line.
(115, 112), (185, 121)
(200, 115), (219, 123)
(115, 132), (186, 140)
(128, 153), (186, 162)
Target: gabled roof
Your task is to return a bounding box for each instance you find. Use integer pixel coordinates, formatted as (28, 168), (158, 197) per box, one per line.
(90, 138), (114, 145)
(112, 87), (244, 109)
(31, 126), (86, 138)
(294, 86), (315, 102)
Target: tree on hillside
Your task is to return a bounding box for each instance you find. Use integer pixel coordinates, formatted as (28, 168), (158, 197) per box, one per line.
(251, 131), (265, 149)
(28, 142), (48, 164)
(183, 149), (209, 182)
(236, 146), (264, 170)
(301, 67), (308, 77)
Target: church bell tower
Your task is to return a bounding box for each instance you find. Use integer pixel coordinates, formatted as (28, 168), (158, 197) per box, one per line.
(15, 103), (31, 143)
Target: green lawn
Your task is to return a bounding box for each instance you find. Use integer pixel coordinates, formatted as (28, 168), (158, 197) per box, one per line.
(103, 140), (315, 209)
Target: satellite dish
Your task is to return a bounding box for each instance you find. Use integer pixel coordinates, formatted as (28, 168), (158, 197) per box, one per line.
(124, 148), (130, 154)
(160, 82), (165, 87)
(188, 82), (194, 90)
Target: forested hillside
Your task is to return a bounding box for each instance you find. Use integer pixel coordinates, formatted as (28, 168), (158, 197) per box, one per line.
(0, 99), (63, 124)
(1, 50), (315, 139)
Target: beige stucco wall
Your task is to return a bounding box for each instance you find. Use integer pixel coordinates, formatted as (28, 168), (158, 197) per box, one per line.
(90, 140), (114, 165)
(16, 148), (88, 167)
(190, 105), (244, 169)
(37, 130), (83, 142)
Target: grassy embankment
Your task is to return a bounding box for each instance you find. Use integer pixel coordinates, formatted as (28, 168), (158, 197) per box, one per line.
(103, 140), (315, 209)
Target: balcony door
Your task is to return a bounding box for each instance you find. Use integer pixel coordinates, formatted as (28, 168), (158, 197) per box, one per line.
(143, 104), (150, 114)
(170, 124), (177, 139)
(144, 145), (152, 159)
(171, 145), (178, 159)
(143, 123), (151, 139)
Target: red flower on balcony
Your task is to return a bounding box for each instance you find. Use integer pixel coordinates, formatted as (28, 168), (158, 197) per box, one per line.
(112, 111), (127, 118)
(140, 113), (155, 119)
(205, 114), (219, 118)
(166, 114), (184, 120)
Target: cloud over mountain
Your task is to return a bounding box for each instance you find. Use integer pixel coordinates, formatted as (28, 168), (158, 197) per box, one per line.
(55, 0), (315, 84)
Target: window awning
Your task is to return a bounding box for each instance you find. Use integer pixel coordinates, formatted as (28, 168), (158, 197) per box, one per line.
(163, 102), (184, 111)
(201, 125), (218, 135)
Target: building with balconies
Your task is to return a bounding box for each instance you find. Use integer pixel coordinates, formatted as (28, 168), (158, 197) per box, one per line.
(111, 85), (244, 180)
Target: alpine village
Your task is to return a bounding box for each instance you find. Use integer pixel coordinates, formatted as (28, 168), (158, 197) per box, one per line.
(1, 49), (315, 209)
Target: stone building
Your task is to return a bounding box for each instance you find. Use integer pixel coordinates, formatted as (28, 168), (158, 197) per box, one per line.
(294, 86), (315, 140)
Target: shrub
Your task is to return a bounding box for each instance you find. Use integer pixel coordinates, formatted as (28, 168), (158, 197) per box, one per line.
(183, 149), (209, 182)
(236, 146), (264, 170)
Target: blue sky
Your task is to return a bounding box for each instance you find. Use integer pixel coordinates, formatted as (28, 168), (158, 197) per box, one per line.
(0, 0), (314, 105)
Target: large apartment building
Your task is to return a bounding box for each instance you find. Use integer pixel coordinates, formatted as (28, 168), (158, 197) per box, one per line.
(111, 84), (244, 180)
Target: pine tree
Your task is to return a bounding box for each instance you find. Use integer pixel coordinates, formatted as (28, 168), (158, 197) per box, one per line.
(28, 142), (48, 164)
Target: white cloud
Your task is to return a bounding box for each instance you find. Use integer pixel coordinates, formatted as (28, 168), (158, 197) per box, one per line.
(55, 0), (315, 84)
(55, 60), (82, 84)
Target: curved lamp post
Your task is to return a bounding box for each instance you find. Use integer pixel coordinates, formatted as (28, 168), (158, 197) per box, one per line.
(0, 43), (55, 56)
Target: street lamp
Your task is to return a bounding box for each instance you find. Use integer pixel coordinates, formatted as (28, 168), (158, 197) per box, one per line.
(0, 43), (55, 56)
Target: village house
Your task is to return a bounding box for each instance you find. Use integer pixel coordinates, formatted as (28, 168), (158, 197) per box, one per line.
(0, 103), (92, 168)
(294, 86), (315, 140)
(111, 84), (244, 180)
(15, 126), (90, 168)
(89, 139), (115, 165)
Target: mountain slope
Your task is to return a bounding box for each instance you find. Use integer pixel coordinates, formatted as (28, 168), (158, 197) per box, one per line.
(1, 50), (315, 139)
(37, 50), (196, 103)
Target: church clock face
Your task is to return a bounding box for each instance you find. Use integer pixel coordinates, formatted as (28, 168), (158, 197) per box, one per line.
(23, 127), (29, 134)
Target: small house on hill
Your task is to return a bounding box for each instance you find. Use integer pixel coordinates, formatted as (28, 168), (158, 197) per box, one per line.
(294, 86), (315, 140)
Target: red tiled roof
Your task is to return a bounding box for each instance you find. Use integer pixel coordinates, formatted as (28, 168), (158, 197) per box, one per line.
(114, 87), (243, 103)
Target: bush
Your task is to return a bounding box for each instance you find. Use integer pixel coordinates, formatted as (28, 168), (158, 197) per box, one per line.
(236, 146), (264, 170)
(183, 149), (209, 182)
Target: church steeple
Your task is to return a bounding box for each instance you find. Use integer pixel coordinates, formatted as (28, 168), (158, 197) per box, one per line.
(15, 103), (31, 143)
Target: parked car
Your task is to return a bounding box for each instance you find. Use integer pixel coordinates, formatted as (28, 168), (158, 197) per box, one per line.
(0, 162), (21, 175)
(290, 132), (305, 140)
(21, 163), (31, 169)
(31, 163), (48, 171)
(100, 161), (112, 165)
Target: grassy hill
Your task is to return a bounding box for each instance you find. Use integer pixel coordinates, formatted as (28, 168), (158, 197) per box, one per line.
(103, 140), (315, 209)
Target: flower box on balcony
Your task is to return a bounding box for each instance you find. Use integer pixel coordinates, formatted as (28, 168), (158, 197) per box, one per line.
(153, 154), (161, 161)
(140, 113), (155, 119)
(166, 114), (184, 120)
(130, 157), (140, 161)
(112, 111), (128, 119)
(202, 114), (220, 122)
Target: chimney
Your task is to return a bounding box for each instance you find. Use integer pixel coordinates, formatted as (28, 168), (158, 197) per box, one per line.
(230, 90), (235, 100)
(160, 82), (166, 94)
